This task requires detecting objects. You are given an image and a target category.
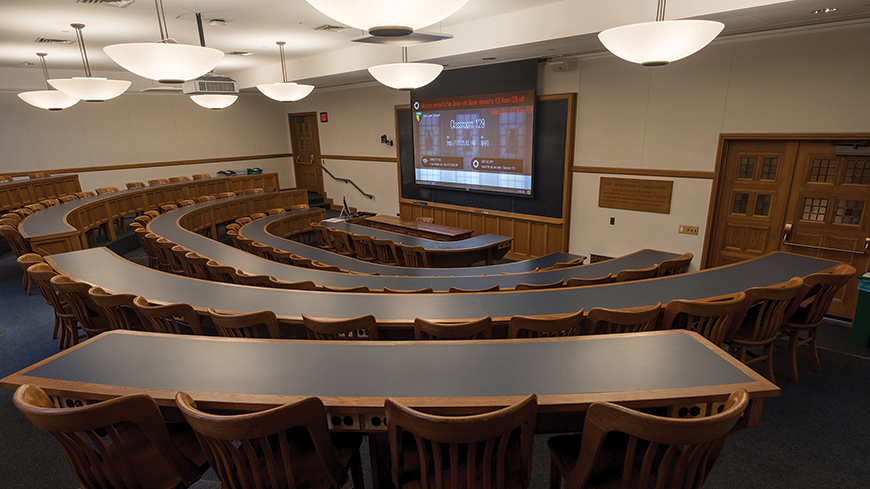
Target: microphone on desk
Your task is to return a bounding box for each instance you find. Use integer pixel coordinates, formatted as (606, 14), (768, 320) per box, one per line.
(340, 196), (350, 219)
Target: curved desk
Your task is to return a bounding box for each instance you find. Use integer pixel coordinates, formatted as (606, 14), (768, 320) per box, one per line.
(0, 174), (81, 213)
(47, 248), (836, 325)
(321, 220), (513, 267)
(241, 212), (589, 277)
(18, 173), (282, 255)
(149, 200), (678, 290)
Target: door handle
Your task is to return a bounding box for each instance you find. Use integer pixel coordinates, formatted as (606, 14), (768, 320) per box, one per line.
(782, 224), (868, 255)
(781, 223), (792, 244)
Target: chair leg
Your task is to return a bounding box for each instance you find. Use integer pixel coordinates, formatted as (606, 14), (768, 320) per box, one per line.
(549, 456), (563, 489)
(787, 330), (800, 383)
(349, 446), (365, 489)
(52, 315), (60, 339)
(809, 328), (822, 373)
(763, 344), (775, 384)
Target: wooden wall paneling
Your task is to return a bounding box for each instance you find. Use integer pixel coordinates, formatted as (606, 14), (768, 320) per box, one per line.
(0, 175), (81, 212)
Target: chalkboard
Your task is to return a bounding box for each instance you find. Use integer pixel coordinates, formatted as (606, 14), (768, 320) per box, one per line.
(398, 97), (569, 219)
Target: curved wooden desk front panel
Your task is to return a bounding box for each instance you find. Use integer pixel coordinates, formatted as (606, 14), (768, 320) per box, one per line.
(47, 248), (836, 324)
(149, 202), (677, 289)
(18, 173), (280, 255)
(0, 174), (82, 213)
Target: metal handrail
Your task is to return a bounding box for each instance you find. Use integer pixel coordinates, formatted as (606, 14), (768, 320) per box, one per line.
(318, 162), (374, 200)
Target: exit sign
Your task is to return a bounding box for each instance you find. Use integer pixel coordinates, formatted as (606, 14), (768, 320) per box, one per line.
(320, 112), (328, 123)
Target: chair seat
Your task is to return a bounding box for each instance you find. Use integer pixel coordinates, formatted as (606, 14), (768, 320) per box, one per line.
(781, 306), (820, 331)
(115, 421), (208, 489)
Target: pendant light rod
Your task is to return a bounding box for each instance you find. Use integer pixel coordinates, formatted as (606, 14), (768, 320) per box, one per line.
(155, 0), (171, 41)
(37, 53), (52, 90)
(656, 0), (666, 22)
(196, 13), (206, 47)
(402, 46), (408, 63)
(277, 41), (288, 83)
(71, 24), (91, 77)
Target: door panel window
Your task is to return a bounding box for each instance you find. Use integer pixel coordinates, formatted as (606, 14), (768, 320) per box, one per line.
(844, 159), (870, 185)
(801, 197), (829, 222)
(733, 193), (750, 214)
(738, 157), (755, 179)
(754, 194), (772, 217)
(760, 158), (778, 180)
(809, 158), (837, 183)
(835, 200), (864, 225)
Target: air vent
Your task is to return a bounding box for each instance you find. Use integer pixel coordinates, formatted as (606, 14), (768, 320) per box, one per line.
(314, 24), (348, 33)
(182, 75), (238, 94)
(35, 38), (75, 44)
(226, 51), (254, 56)
(76, 0), (135, 8)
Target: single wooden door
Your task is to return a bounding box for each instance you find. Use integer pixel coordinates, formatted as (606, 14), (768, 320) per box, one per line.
(289, 113), (323, 193)
(780, 141), (870, 317)
(708, 140), (799, 267)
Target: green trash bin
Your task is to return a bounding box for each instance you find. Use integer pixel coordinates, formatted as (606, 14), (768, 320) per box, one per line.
(850, 272), (870, 346)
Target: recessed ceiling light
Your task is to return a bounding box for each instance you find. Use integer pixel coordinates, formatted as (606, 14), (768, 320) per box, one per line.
(811, 7), (838, 14)
(208, 19), (227, 26)
(227, 51), (254, 56)
(22, 61), (34, 66)
(482, 57), (497, 61)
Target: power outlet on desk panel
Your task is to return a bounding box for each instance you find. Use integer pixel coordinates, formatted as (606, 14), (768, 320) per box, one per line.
(54, 396), (91, 409)
(326, 413), (360, 431)
(678, 225), (699, 235)
(710, 401), (727, 416)
(365, 413), (388, 431)
(671, 403), (707, 419)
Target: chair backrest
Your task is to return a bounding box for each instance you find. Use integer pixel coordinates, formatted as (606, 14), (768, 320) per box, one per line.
(349, 233), (378, 261)
(159, 204), (178, 213)
(310, 260), (346, 273)
(268, 277), (317, 290)
(302, 313), (379, 340)
(51, 275), (108, 337)
(785, 264), (857, 326)
(206, 260), (241, 283)
(171, 245), (196, 277)
(184, 252), (212, 280)
(414, 317), (492, 340)
(615, 265), (659, 282)
(289, 204), (309, 211)
(132, 296), (203, 335)
(583, 303), (663, 335)
(234, 270), (273, 287)
(148, 179), (169, 186)
(177, 199), (195, 207)
(289, 254), (315, 268)
(176, 392), (349, 489)
(235, 216), (253, 227)
(198, 195), (216, 202)
(311, 223), (335, 250)
(656, 252), (694, 277)
(126, 181), (146, 189)
(95, 186), (119, 195)
(14, 385), (203, 489)
(244, 187), (264, 194)
(268, 207), (287, 215)
(192, 173), (210, 180)
(321, 284), (371, 293)
(250, 242), (276, 260)
(154, 238), (183, 274)
(733, 277), (804, 343)
(76, 191), (96, 198)
(384, 287), (434, 294)
(0, 224), (32, 256)
(565, 274), (615, 287)
(373, 238), (403, 265)
(400, 245), (430, 268)
(17, 252), (45, 273)
(547, 257), (586, 270)
(250, 212), (266, 220)
(385, 394), (537, 489)
(135, 230), (160, 269)
(168, 176), (190, 182)
(1, 212), (22, 223)
(270, 248), (296, 265)
(59, 194), (78, 203)
(28, 263), (65, 314)
(219, 191), (236, 198)
(88, 287), (141, 330)
(30, 172), (51, 178)
(40, 198), (60, 207)
(508, 310), (584, 339)
(329, 229), (355, 255)
(143, 210), (160, 219)
(448, 285), (501, 293)
(0, 174), (13, 182)
(207, 308), (281, 339)
(514, 280), (564, 291)
(661, 293), (747, 345)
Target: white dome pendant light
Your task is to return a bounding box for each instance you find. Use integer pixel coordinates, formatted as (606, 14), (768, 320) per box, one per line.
(190, 94), (238, 109)
(598, 0), (724, 66)
(18, 53), (80, 111)
(104, 0), (224, 83)
(369, 46), (442, 90)
(305, 0), (470, 36)
(256, 42), (314, 102)
(48, 24), (131, 102)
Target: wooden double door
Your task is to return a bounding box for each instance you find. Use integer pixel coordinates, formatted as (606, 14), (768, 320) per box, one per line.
(707, 137), (870, 318)
(288, 113), (324, 194)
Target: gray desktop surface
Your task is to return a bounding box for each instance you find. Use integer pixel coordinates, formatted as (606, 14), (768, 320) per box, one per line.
(242, 212), (585, 276)
(27, 331), (753, 398)
(50, 248), (836, 321)
(148, 204), (679, 289)
(321, 220), (510, 251)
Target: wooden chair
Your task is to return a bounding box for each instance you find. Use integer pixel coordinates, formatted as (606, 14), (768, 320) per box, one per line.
(13, 207), (34, 217)
(290, 254), (315, 268)
(17, 252), (44, 295)
(88, 286), (142, 331)
(547, 389), (749, 489)
(29, 263), (77, 348)
(14, 385), (207, 489)
(234, 270), (274, 287)
(547, 257), (587, 270)
(207, 308), (282, 339)
(250, 212), (267, 220)
(135, 229), (161, 269)
(51, 275), (110, 339)
(515, 280), (564, 291)
(582, 303), (663, 335)
(172, 245), (197, 277)
(148, 178), (169, 186)
(373, 238), (403, 265)
(726, 277), (804, 383)
(655, 252), (694, 277)
(615, 265), (659, 282)
(349, 233), (378, 261)
(39, 198), (60, 207)
(192, 173), (210, 180)
(414, 317), (492, 340)
(144, 210), (161, 219)
(385, 394), (537, 489)
(126, 181), (146, 189)
(95, 186), (119, 195)
(250, 241), (276, 260)
(159, 204), (178, 214)
(778, 264), (856, 383)
(1, 212), (22, 223)
(198, 195), (216, 202)
(269, 248), (296, 265)
(329, 229), (356, 257)
(399, 245), (429, 268)
(268, 207), (287, 215)
(76, 191), (96, 198)
(132, 296), (204, 335)
(311, 223), (335, 250)
(321, 285), (371, 293)
(235, 216), (253, 227)
(448, 285), (501, 293)
(289, 204), (309, 210)
(30, 172), (51, 178)
(415, 216), (435, 224)
(59, 194), (78, 203)
(268, 277), (317, 291)
(154, 238), (184, 274)
(508, 310), (584, 339)
(302, 314), (378, 340)
(206, 260), (241, 284)
(184, 252), (212, 280)
(311, 260), (346, 273)
(0, 174), (13, 182)
(25, 202), (46, 212)
(218, 191), (236, 198)
(565, 274), (615, 287)
(177, 199), (195, 207)
(384, 287), (434, 294)
(244, 187), (265, 194)
(661, 293), (747, 346)
(176, 392), (364, 489)
(1, 224), (33, 257)
(168, 176), (191, 182)
(134, 214), (152, 226)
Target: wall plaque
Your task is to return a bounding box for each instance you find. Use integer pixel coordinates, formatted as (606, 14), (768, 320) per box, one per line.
(598, 177), (673, 214)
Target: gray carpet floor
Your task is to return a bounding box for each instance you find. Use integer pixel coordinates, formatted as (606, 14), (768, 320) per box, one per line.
(1, 247), (868, 488)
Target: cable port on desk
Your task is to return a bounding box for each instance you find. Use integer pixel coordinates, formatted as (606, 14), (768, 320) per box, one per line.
(326, 412), (359, 430)
(365, 413), (388, 431)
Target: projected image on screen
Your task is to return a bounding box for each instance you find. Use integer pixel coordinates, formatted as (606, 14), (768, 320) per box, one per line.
(412, 90), (535, 197)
